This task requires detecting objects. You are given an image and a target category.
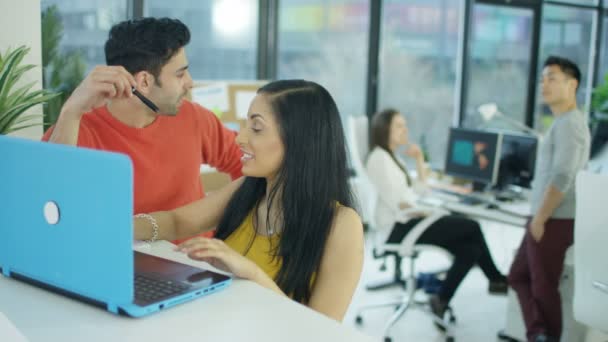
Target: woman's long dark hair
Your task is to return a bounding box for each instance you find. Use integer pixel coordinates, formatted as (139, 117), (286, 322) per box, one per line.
(370, 108), (412, 185)
(214, 80), (355, 303)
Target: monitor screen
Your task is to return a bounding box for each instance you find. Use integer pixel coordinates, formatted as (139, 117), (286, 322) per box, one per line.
(444, 128), (501, 184)
(497, 132), (537, 189)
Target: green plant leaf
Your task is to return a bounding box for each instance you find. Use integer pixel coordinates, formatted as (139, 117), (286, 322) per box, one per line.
(4, 122), (45, 134)
(0, 47), (29, 102)
(4, 81), (36, 108)
(41, 5), (64, 70)
(42, 34), (85, 129)
(0, 45), (59, 135)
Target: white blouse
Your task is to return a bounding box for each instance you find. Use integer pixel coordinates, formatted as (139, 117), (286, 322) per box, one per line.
(365, 147), (422, 235)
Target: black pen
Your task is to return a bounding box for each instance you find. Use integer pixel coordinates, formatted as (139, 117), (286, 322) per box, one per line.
(131, 87), (159, 113)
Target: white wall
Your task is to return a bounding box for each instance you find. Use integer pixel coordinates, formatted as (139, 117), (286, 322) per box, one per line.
(586, 329), (608, 342)
(0, 0), (43, 140)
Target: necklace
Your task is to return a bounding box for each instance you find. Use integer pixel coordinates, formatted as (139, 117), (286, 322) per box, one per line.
(256, 202), (274, 235)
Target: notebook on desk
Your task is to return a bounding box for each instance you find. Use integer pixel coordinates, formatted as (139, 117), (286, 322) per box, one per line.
(0, 135), (231, 317)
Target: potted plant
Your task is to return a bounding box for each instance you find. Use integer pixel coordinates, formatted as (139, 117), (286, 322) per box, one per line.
(590, 74), (608, 159)
(0, 45), (59, 135)
(41, 5), (85, 131)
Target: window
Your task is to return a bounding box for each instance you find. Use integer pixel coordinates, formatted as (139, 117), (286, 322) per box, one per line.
(41, 0), (128, 71)
(277, 0), (370, 118)
(145, 0), (259, 80)
(463, 4), (534, 132)
(597, 15), (608, 88)
(552, 0), (598, 6)
(377, 0), (463, 168)
(536, 4), (596, 130)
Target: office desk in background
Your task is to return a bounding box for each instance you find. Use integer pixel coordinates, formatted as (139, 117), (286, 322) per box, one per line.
(0, 248), (373, 342)
(420, 190), (530, 228)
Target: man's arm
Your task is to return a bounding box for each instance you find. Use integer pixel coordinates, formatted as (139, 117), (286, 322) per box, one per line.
(530, 119), (587, 241)
(533, 185), (565, 224)
(48, 66), (136, 145)
(198, 106), (243, 180)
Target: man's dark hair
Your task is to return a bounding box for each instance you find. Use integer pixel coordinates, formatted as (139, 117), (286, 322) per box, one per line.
(544, 55), (582, 91)
(104, 17), (190, 85)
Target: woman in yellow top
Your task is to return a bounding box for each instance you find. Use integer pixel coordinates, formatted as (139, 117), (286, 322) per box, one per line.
(134, 80), (364, 321)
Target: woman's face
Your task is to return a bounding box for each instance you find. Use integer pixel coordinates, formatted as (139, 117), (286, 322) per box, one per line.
(389, 113), (408, 148)
(236, 94), (285, 182)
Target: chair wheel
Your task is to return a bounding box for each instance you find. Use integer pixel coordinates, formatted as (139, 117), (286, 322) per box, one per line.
(446, 337), (455, 342)
(380, 264), (387, 271)
(446, 307), (456, 323)
(355, 315), (363, 325)
(497, 329), (519, 341)
(384, 337), (392, 342)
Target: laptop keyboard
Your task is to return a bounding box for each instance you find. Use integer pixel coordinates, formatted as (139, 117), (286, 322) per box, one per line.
(134, 274), (190, 303)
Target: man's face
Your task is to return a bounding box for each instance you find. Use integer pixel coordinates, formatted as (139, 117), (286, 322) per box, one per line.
(540, 65), (577, 107)
(148, 48), (193, 115)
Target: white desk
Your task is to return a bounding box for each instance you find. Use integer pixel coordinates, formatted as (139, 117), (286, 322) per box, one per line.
(0, 312), (27, 342)
(421, 191), (530, 227)
(441, 201), (528, 227)
(0, 249), (373, 342)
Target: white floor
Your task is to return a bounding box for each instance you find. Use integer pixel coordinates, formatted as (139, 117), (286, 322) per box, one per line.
(344, 219), (526, 342)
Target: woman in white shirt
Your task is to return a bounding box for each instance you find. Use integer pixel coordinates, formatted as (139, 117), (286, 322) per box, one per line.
(365, 108), (507, 324)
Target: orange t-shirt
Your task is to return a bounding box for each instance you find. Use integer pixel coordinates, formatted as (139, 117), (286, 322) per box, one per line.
(42, 100), (242, 221)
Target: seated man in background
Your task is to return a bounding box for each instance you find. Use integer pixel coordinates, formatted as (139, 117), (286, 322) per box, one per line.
(508, 56), (590, 342)
(43, 18), (242, 234)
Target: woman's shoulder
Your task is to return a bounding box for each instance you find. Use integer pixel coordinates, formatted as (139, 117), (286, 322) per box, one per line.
(367, 147), (393, 164)
(335, 205), (360, 222)
(368, 146), (390, 157)
(321, 205), (364, 266)
(329, 206), (363, 241)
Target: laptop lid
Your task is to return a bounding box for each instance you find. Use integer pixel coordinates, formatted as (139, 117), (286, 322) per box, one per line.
(0, 135), (133, 307)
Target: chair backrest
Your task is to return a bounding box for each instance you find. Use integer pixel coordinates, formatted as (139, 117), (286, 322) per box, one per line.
(345, 116), (449, 257)
(574, 171), (608, 333)
(345, 115), (377, 228)
(350, 116), (370, 168)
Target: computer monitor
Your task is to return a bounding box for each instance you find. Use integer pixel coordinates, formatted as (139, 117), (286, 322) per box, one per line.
(496, 132), (538, 189)
(444, 127), (501, 185)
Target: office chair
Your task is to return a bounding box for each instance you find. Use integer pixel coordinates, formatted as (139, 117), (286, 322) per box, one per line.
(355, 208), (456, 342)
(345, 116), (456, 342)
(345, 115), (401, 288)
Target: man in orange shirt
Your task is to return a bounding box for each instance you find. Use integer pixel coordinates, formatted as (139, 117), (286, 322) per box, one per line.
(43, 18), (242, 234)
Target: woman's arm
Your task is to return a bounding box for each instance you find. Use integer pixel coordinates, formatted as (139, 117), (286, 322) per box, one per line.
(178, 205), (364, 322)
(367, 149), (416, 210)
(134, 178), (244, 241)
(408, 144), (427, 184)
(178, 237), (288, 296)
(307, 206), (364, 321)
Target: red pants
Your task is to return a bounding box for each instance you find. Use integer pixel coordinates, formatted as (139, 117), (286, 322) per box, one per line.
(508, 218), (574, 341)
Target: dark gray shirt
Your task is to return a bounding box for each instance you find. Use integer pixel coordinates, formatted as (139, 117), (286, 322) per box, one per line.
(530, 108), (590, 219)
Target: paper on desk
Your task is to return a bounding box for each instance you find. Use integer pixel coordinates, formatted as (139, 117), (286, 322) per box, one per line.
(0, 312), (28, 342)
(191, 83), (230, 113)
(134, 240), (232, 277)
(132, 240), (151, 249)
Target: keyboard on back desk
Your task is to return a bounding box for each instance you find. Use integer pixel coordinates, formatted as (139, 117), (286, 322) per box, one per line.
(433, 188), (486, 205)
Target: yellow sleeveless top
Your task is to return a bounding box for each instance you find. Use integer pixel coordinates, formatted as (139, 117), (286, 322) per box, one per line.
(224, 211), (283, 280)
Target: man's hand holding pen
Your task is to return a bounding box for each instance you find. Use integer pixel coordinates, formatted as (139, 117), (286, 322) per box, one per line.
(60, 65), (137, 119)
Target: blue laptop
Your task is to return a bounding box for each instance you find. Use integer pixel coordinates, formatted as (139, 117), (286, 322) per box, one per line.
(0, 135), (232, 317)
